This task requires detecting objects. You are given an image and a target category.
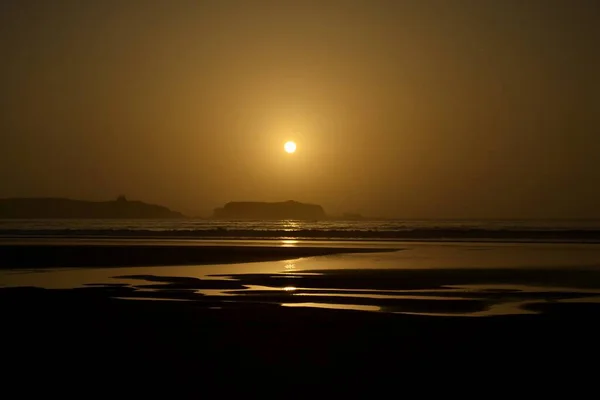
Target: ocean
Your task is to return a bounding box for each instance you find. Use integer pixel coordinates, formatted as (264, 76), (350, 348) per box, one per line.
(1, 218), (600, 242)
(2, 218), (600, 319)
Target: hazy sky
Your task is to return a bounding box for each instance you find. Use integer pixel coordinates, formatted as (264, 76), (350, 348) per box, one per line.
(1, 0), (598, 218)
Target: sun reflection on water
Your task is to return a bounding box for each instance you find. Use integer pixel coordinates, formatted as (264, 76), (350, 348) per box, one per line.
(284, 261), (296, 271)
(282, 220), (301, 231)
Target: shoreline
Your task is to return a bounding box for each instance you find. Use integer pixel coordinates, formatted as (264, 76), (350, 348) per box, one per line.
(0, 243), (399, 269)
(3, 241), (600, 388)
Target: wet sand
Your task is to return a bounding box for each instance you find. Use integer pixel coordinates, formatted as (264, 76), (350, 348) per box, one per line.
(3, 284), (599, 392)
(2, 241), (600, 391)
(0, 242), (399, 268)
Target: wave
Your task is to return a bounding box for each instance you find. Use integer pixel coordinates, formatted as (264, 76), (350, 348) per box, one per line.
(3, 227), (600, 243)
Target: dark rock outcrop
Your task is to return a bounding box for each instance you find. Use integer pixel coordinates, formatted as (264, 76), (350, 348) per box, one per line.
(213, 200), (326, 220)
(0, 197), (184, 219)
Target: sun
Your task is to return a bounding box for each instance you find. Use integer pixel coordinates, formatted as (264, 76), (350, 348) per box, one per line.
(284, 141), (297, 154)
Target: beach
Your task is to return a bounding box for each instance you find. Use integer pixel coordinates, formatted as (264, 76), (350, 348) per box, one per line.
(4, 0), (599, 393)
(2, 238), (600, 391)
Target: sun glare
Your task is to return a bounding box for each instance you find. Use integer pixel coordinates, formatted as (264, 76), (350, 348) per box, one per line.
(284, 141), (297, 154)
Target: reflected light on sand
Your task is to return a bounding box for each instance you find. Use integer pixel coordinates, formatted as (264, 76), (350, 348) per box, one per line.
(281, 239), (299, 247)
(284, 261), (296, 271)
(283, 302), (381, 312)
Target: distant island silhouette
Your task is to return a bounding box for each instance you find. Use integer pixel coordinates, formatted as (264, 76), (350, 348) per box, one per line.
(0, 196), (184, 219)
(213, 200), (327, 220)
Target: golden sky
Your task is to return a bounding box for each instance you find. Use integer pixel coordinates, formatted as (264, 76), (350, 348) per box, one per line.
(1, 0), (598, 218)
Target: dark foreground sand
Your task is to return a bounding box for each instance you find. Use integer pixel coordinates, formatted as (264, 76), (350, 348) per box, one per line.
(3, 287), (599, 392)
(2, 243), (600, 392)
